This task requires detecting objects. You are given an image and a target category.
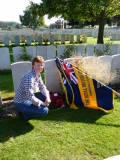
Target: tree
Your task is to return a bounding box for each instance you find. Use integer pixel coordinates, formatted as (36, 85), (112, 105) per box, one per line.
(67, 19), (84, 29)
(19, 6), (45, 28)
(30, 0), (120, 44)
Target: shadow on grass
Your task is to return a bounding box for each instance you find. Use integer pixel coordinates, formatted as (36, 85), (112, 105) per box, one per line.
(39, 106), (120, 127)
(0, 118), (34, 143)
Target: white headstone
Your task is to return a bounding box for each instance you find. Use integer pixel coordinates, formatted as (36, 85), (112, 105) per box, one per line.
(44, 59), (60, 92)
(38, 35), (42, 45)
(110, 44), (118, 55)
(70, 35), (74, 44)
(26, 36), (31, 45)
(37, 46), (47, 60)
(82, 56), (98, 79)
(47, 46), (56, 59)
(86, 44), (94, 56)
(97, 55), (112, 84)
(12, 47), (24, 62)
(11, 62), (32, 93)
(26, 46), (37, 60)
(117, 44), (120, 54)
(3, 36), (9, 46)
(15, 36), (20, 46)
(110, 54), (120, 85)
(50, 34), (54, 44)
(61, 34), (65, 44)
(77, 44), (85, 56)
(95, 44), (105, 52)
(57, 45), (66, 58)
(54, 34), (58, 41)
(0, 48), (11, 70)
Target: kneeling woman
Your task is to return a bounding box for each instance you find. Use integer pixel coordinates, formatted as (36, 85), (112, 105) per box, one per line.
(14, 56), (51, 120)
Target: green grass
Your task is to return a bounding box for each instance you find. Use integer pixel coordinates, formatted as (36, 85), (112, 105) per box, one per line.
(0, 97), (120, 160)
(0, 74), (14, 99)
(0, 38), (120, 160)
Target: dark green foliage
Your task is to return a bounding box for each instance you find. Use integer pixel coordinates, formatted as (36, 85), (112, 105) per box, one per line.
(60, 45), (78, 59)
(18, 53), (32, 61)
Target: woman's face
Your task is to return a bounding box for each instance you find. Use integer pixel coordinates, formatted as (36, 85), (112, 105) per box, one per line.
(32, 62), (44, 75)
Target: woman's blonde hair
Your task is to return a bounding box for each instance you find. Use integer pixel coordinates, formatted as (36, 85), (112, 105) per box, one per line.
(32, 56), (44, 66)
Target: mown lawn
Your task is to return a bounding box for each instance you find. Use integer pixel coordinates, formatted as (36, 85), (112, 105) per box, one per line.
(0, 96), (120, 160)
(0, 38), (120, 160)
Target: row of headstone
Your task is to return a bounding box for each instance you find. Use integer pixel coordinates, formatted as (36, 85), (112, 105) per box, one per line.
(0, 44), (120, 70)
(12, 46), (56, 62)
(11, 55), (120, 96)
(0, 34), (85, 46)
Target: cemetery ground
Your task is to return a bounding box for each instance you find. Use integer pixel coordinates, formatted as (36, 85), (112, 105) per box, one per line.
(0, 37), (120, 159)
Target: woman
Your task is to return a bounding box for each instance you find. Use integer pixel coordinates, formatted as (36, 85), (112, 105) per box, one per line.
(14, 56), (51, 120)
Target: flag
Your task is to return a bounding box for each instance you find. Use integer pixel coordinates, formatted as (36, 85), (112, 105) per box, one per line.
(55, 58), (115, 113)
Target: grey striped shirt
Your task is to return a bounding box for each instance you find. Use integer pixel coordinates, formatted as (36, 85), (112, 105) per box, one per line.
(14, 69), (50, 106)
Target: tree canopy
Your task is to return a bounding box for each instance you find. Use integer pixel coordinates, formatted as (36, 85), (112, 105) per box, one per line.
(19, 6), (45, 28)
(30, 0), (120, 43)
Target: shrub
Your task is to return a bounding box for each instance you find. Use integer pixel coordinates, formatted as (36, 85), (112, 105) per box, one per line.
(94, 41), (112, 56)
(18, 53), (32, 61)
(60, 45), (78, 59)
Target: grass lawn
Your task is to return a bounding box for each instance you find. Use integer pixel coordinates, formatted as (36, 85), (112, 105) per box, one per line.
(0, 96), (120, 160)
(0, 38), (120, 160)
(0, 74), (14, 99)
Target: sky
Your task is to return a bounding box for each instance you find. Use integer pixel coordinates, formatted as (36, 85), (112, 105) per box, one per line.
(0, 0), (59, 25)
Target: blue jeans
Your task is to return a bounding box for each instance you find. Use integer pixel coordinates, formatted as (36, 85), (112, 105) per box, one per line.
(14, 92), (49, 120)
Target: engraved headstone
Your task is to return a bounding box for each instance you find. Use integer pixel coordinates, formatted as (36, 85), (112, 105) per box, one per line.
(0, 48), (11, 70)
(11, 62), (32, 93)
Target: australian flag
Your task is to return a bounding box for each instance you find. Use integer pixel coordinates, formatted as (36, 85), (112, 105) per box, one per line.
(55, 58), (114, 113)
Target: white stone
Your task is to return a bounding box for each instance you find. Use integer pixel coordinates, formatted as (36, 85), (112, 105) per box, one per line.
(70, 35), (74, 43)
(117, 44), (120, 54)
(110, 54), (120, 85)
(44, 59), (60, 92)
(95, 44), (105, 52)
(38, 35), (42, 45)
(110, 44), (118, 55)
(47, 46), (56, 59)
(37, 46), (47, 60)
(97, 55), (112, 84)
(57, 45), (66, 58)
(26, 36), (31, 45)
(26, 46), (37, 60)
(15, 36), (20, 46)
(54, 34), (58, 41)
(0, 48), (11, 70)
(82, 56), (98, 79)
(3, 36), (9, 46)
(77, 44), (85, 56)
(61, 34), (65, 44)
(86, 44), (94, 56)
(50, 34), (54, 44)
(12, 47), (24, 62)
(11, 62), (32, 93)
